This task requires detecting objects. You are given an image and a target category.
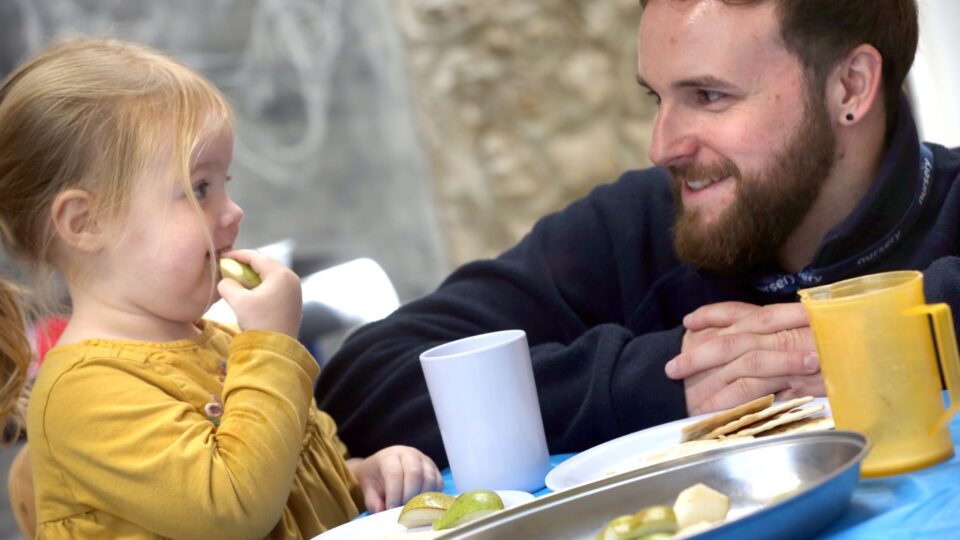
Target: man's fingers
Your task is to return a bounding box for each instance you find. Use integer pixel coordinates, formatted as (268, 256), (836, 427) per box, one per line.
(722, 302), (810, 335)
(681, 326), (719, 353)
(775, 374), (826, 401)
(721, 348), (820, 383)
(691, 376), (794, 415)
(682, 349), (819, 408)
(669, 332), (766, 379)
(683, 302), (761, 331)
(667, 327), (816, 379)
(696, 372), (826, 416)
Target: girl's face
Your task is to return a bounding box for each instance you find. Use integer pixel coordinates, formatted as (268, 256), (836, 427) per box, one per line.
(101, 122), (243, 327)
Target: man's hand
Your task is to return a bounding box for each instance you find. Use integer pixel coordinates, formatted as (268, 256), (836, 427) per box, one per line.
(348, 445), (443, 513)
(679, 301), (762, 352)
(666, 302), (824, 415)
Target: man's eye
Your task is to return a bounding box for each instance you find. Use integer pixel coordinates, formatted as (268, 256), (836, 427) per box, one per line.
(192, 181), (210, 199)
(697, 90), (725, 104)
(646, 89), (662, 105)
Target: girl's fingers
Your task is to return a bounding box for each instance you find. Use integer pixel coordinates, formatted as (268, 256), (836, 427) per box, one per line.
(381, 455), (404, 510)
(361, 481), (385, 513)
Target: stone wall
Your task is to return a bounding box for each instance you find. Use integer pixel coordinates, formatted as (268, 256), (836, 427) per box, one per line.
(395, 0), (656, 264)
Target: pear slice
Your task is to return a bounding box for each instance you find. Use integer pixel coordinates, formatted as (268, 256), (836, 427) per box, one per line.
(432, 489), (504, 531)
(219, 258), (261, 289)
(398, 492), (456, 528)
(594, 515), (634, 540)
(673, 483), (730, 530)
(629, 505), (678, 537)
(595, 506), (677, 540)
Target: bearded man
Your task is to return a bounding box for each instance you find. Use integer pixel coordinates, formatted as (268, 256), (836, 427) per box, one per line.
(316, 0), (958, 466)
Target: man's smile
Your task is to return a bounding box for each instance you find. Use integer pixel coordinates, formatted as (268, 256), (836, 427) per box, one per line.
(684, 175), (734, 192)
(679, 174), (737, 217)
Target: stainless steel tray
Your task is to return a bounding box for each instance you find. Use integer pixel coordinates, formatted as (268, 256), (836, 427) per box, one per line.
(440, 430), (868, 540)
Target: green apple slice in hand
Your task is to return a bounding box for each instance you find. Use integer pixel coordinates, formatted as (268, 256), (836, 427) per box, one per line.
(219, 257), (261, 289)
(432, 489), (504, 530)
(398, 492), (456, 528)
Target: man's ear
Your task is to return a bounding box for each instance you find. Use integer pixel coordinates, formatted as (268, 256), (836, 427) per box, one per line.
(826, 44), (884, 125)
(51, 189), (106, 253)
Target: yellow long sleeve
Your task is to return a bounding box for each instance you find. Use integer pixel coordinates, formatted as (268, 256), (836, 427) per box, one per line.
(28, 321), (359, 539)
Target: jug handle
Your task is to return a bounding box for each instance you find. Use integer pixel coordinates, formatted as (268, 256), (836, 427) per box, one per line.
(906, 303), (960, 435)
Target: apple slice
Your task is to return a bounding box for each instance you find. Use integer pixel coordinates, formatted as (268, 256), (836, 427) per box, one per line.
(219, 258), (261, 289)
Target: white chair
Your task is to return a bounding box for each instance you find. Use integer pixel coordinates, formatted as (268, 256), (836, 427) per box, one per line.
(300, 257), (400, 327)
(205, 256), (400, 364)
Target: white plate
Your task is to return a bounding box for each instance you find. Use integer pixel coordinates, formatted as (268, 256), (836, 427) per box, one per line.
(313, 490), (535, 540)
(544, 397), (831, 492)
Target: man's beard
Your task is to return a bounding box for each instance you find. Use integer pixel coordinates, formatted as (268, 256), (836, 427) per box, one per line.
(670, 92), (837, 274)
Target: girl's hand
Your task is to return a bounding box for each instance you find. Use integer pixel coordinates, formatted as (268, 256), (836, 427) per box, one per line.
(216, 249), (302, 338)
(348, 446), (443, 513)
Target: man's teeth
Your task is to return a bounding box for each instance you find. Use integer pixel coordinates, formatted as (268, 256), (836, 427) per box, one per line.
(686, 177), (723, 191)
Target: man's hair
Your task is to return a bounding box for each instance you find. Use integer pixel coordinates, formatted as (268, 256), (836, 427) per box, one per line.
(640, 0), (919, 130)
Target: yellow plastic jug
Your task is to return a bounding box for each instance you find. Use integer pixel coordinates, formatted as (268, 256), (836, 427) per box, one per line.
(799, 271), (960, 477)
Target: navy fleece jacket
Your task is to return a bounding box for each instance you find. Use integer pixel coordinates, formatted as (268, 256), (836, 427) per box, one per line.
(316, 97), (960, 467)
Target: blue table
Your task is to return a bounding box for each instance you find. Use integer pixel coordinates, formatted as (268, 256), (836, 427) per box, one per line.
(439, 410), (960, 538)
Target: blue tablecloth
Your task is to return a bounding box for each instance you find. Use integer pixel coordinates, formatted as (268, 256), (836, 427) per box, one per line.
(439, 409), (960, 538)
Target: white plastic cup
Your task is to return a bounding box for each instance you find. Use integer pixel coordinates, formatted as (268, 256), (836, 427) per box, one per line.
(420, 330), (551, 493)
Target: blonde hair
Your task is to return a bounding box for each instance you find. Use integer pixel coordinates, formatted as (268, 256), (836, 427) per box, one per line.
(0, 37), (233, 441)
(0, 280), (30, 444)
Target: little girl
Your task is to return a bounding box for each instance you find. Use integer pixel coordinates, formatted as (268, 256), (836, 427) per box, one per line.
(0, 38), (440, 539)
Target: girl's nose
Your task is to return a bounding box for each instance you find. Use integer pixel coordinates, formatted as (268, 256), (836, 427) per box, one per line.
(221, 196), (243, 228)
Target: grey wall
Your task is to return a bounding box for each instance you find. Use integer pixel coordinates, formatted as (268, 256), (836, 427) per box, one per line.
(0, 0), (448, 302)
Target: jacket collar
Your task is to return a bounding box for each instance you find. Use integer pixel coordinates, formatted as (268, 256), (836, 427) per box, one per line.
(811, 92), (921, 266)
(743, 92), (928, 296)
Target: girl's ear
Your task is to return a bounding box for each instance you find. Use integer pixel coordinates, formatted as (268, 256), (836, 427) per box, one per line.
(51, 189), (106, 253)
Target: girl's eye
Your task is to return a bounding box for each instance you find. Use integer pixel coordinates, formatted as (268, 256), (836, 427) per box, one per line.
(646, 89), (662, 106)
(192, 181), (210, 199)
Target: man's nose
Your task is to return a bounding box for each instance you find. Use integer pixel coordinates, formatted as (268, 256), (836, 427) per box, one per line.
(648, 107), (699, 166)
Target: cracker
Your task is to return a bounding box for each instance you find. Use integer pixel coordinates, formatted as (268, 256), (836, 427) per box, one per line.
(761, 415), (835, 436)
(680, 394), (775, 442)
(701, 396), (814, 440)
(727, 404), (826, 438)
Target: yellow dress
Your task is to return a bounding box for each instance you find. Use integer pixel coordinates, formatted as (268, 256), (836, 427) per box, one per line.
(27, 320), (363, 539)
